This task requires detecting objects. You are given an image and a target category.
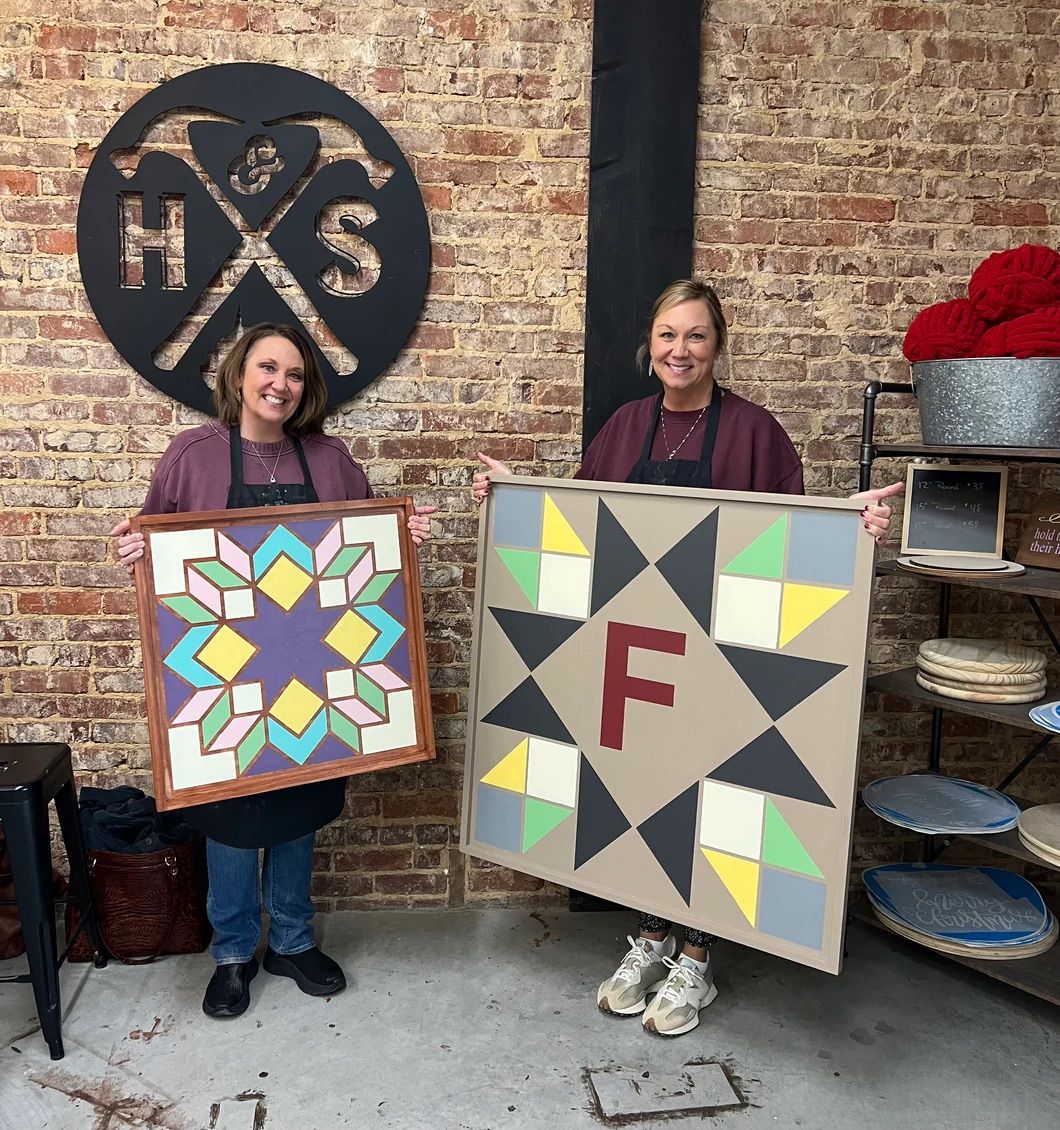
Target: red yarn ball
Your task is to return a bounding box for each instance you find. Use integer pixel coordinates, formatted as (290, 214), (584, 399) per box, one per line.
(969, 243), (1060, 323)
(903, 298), (989, 364)
(977, 304), (1060, 359)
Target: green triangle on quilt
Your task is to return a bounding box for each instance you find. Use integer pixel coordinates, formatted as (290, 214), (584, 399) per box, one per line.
(495, 547), (541, 606)
(722, 515), (788, 579)
(762, 799), (823, 878)
(522, 796), (572, 851)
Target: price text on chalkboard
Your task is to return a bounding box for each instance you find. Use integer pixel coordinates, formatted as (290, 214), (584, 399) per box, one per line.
(900, 464), (1007, 558)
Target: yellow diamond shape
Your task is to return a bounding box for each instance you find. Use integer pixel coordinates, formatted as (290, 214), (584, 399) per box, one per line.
(258, 555), (313, 612)
(324, 609), (378, 664)
(270, 678), (324, 735)
(197, 625), (255, 682)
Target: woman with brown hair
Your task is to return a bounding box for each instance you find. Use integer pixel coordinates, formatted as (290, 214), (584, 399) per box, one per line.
(474, 279), (901, 1037)
(111, 323), (435, 1019)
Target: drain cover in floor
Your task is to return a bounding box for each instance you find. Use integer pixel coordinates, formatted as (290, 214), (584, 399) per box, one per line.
(587, 1062), (744, 1120)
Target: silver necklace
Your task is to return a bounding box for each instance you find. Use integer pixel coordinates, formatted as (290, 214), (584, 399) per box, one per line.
(246, 441), (287, 483)
(659, 403), (709, 460)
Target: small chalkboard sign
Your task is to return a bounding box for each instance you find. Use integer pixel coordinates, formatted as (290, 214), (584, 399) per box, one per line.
(1015, 497), (1060, 571)
(900, 463), (1007, 558)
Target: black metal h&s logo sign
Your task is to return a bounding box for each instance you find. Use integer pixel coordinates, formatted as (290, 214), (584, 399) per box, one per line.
(77, 63), (430, 415)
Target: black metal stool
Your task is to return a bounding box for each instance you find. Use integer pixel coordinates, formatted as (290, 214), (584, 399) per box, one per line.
(0, 742), (106, 1059)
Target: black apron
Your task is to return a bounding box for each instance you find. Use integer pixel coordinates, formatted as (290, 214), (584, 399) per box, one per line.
(182, 426), (347, 849)
(627, 390), (723, 489)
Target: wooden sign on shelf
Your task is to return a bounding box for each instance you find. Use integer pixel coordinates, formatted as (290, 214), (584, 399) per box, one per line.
(1015, 498), (1060, 571)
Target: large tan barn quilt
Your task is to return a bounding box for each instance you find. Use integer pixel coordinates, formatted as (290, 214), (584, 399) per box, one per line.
(462, 476), (875, 973)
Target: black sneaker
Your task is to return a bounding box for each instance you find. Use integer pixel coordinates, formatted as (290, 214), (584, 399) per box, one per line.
(263, 946), (346, 996)
(202, 958), (258, 1018)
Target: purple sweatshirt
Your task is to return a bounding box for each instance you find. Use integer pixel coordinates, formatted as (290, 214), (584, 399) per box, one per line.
(140, 423), (372, 515)
(575, 391), (805, 495)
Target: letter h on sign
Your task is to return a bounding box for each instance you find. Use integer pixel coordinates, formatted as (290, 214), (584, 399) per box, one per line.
(120, 193), (185, 289)
(600, 622), (686, 750)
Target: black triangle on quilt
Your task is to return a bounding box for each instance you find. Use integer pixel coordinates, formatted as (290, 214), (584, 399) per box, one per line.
(574, 754), (632, 869)
(480, 675), (576, 745)
(590, 500), (650, 616)
(488, 606), (583, 671)
(636, 782), (700, 905)
(716, 643), (846, 721)
(707, 727), (835, 808)
(655, 509), (719, 635)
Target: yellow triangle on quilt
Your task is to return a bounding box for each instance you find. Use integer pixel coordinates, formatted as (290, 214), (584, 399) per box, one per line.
(702, 849), (759, 926)
(481, 738), (528, 793)
(779, 584), (848, 648)
(541, 494), (589, 556)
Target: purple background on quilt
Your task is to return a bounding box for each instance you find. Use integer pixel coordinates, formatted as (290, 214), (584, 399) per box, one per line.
(283, 518), (332, 542)
(242, 746), (296, 777)
(158, 603), (201, 718)
(237, 593), (346, 701)
(225, 523), (272, 552)
(243, 735), (361, 778)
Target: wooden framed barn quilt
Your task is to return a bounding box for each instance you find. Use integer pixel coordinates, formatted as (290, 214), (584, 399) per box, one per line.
(461, 476), (876, 973)
(134, 499), (434, 811)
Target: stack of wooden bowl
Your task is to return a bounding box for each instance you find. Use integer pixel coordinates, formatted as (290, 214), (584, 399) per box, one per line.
(1018, 804), (1060, 867)
(916, 638), (1047, 705)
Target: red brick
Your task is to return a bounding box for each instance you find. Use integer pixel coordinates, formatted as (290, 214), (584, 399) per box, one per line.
(0, 170), (38, 195)
(544, 189), (587, 216)
(18, 591), (102, 615)
(381, 792), (459, 819)
(818, 197), (897, 222)
(443, 130), (524, 158)
(972, 202), (1050, 227)
(161, 2), (249, 31)
(35, 231), (77, 255)
(367, 67), (404, 93)
(374, 873), (447, 896)
(39, 316), (108, 342)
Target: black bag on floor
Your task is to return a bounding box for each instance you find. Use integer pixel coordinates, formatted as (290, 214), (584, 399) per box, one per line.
(65, 787), (210, 964)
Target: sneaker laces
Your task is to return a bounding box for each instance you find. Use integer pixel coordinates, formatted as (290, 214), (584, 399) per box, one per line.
(657, 955), (703, 1002)
(613, 935), (656, 983)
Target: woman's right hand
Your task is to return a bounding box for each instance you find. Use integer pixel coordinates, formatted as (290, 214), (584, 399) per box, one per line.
(110, 517), (145, 576)
(472, 451), (512, 507)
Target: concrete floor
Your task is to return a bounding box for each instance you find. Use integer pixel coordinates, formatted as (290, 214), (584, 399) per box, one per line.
(0, 908), (1057, 1130)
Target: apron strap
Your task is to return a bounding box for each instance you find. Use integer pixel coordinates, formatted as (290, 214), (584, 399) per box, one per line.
(636, 395), (665, 465)
(228, 426), (244, 487)
(292, 435), (320, 503)
(693, 386), (724, 485)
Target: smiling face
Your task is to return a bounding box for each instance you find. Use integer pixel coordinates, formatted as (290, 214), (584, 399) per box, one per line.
(237, 334), (306, 442)
(649, 298), (719, 409)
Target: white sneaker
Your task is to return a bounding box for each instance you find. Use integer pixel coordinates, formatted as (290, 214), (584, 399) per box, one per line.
(597, 934), (677, 1015)
(642, 955), (719, 1036)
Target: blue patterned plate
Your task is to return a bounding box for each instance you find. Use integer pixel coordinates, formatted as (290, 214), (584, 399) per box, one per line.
(862, 864), (1050, 947)
(862, 774), (1019, 834)
(1029, 701), (1060, 732)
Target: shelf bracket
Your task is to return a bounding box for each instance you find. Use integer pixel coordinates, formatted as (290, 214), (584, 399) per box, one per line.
(1027, 595), (1060, 658)
(996, 733), (1055, 793)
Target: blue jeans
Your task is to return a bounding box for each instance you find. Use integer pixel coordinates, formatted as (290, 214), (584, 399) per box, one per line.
(206, 833), (317, 964)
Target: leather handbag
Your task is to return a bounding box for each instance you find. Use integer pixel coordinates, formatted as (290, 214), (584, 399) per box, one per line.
(65, 836), (210, 964)
(0, 824), (68, 960)
(0, 829), (23, 961)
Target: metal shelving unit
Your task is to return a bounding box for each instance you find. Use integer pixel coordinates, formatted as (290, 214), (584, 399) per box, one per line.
(858, 381), (1060, 1004)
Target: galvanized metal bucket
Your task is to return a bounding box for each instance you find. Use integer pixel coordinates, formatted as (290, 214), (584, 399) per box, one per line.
(911, 357), (1060, 447)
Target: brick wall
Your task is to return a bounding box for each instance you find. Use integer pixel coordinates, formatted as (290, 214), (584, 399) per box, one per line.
(1, 2), (1058, 910)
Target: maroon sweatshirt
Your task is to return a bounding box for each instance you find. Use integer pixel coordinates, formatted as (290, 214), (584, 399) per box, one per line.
(140, 423), (371, 515)
(575, 391), (805, 495)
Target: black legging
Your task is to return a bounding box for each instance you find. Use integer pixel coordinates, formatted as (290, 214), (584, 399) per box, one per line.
(638, 912), (717, 950)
